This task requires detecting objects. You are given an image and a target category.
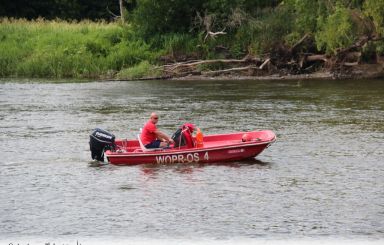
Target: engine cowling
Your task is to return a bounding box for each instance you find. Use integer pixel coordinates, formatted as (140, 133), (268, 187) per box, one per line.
(89, 128), (115, 161)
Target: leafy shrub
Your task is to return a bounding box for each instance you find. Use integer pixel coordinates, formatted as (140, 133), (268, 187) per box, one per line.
(316, 4), (356, 54)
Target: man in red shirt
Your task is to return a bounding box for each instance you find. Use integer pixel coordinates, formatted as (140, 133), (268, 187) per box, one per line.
(140, 112), (174, 148)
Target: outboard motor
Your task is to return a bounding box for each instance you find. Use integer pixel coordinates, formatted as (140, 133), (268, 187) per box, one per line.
(89, 128), (115, 161)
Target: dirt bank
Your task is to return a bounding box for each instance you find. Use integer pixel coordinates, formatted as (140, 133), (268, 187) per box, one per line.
(168, 63), (384, 81)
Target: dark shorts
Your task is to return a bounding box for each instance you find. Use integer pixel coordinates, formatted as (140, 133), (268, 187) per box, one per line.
(145, 140), (162, 148)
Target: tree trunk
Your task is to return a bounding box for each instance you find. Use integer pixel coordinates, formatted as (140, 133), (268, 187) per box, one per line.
(119, 0), (125, 24)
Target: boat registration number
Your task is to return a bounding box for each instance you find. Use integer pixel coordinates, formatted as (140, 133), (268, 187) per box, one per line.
(156, 152), (209, 164)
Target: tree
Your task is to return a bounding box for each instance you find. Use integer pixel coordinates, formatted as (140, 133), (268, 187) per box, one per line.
(119, 0), (124, 23)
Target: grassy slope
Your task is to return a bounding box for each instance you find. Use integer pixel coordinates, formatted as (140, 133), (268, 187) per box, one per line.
(0, 18), (160, 79)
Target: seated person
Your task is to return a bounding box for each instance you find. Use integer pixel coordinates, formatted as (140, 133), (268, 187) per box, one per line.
(140, 112), (174, 148)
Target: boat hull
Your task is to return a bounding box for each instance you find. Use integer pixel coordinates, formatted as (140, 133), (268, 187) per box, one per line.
(105, 130), (276, 166)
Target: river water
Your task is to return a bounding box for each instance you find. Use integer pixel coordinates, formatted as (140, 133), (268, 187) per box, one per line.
(0, 79), (383, 243)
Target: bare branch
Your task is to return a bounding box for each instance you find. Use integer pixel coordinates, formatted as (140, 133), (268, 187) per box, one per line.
(204, 28), (227, 42)
(259, 58), (271, 70)
(290, 33), (311, 53)
(106, 5), (119, 19)
(202, 66), (257, 75)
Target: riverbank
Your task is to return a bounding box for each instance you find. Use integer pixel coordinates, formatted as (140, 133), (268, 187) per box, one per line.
(1, 18), (384, 81)
(189, 63), (384, 81)
(116, 63), (383, 82)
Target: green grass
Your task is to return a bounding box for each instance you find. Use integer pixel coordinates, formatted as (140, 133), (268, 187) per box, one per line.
(117, 60), (161, 79)
(0, 18), (259, 80)
(0, 18), (161, 79)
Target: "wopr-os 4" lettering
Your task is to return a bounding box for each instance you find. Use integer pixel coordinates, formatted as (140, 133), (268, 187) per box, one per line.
(156, 152), (209, 164)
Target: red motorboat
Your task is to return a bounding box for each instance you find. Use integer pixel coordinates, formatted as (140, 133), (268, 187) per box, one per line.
(95, 130), (276, 166)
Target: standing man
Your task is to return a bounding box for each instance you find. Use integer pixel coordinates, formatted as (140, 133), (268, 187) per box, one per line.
(140, 112), (174, 148)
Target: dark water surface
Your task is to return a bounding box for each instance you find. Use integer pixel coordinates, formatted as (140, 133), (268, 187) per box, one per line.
(0, 79), (383, 241)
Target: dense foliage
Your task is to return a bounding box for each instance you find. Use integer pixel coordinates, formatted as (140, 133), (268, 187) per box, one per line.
(130, 0), (383, 54)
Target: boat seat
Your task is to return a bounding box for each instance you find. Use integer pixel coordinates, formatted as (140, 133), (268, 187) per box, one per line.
(137, 134), (163, 152)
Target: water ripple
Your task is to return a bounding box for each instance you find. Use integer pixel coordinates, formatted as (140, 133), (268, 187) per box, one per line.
(0, 79), (383, 240)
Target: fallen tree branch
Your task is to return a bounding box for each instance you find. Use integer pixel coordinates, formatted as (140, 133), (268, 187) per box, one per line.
(290, 33), (311, 53)
(342, 62), (359, 66)
(162, 60), (202, 67)
(259, 58), (271, 70)
(198, 59), (270, 76)
(306, 54), (328, 62)
(337, 37), (367, 54)
(204, 28), (227, 42)
(202, 65), (257, 75)
(336, 35), (384, 55)
(164, 56), (262, 70)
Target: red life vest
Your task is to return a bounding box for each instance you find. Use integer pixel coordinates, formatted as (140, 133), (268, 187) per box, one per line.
(172, 123), (195, 148)
(182, 124), (195, 148)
